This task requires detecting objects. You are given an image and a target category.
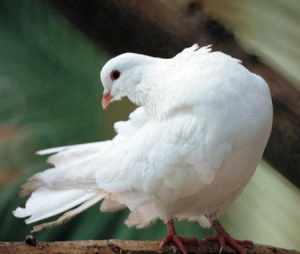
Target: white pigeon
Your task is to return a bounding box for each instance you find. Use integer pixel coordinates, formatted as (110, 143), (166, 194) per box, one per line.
(13, 44), (273, 254)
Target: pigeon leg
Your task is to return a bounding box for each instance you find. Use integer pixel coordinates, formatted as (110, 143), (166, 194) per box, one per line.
(205, 221), (253, 254)
(160, 219), (200, 254)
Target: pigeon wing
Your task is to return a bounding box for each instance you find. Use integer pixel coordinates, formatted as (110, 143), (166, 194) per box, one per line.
(96, 112), (232, 203)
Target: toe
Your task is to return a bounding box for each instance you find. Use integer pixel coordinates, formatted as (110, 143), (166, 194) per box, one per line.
(236, 240), (253, 247)
(225, 236), (248, 254)
(173, 236), (188, 254)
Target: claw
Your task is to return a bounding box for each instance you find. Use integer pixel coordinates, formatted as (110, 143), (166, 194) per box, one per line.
(160, 220), (207, 254)
(160, 219), (252, 254)
(160, 220), (188, 254)
(205, 221), (253, 254)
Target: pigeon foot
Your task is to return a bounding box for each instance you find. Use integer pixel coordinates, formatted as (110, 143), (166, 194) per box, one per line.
(206, 221), (253, 254)
(160, 220), (201, 254)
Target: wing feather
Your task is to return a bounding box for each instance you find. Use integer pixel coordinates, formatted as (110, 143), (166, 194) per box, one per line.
(96, 113), (231, 203)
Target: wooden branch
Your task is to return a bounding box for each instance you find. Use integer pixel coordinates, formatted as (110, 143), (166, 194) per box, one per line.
(1, 240), (299, 254)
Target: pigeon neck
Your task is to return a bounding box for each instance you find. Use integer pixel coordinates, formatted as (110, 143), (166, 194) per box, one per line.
(134, 59), (172, 118)
(127, 60), (160, 107)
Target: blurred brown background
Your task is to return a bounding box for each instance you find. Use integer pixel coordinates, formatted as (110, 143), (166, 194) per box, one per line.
(0, 0), (299, 249)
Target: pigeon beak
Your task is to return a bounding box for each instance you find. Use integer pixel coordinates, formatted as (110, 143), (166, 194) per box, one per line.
(102, 91), (112, 110)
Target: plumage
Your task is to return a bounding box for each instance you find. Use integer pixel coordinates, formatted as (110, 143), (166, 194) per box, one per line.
(13, 44), (273, 235)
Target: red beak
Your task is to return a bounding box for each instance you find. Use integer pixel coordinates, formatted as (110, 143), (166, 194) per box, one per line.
(102, 91), (112, 110)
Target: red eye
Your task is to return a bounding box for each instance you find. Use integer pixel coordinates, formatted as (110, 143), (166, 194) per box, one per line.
(110, 70), (121, 81)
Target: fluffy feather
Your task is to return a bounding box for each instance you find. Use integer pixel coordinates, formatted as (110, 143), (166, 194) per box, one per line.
(13, 188), (99, 224)
(13, 44), (273, 232)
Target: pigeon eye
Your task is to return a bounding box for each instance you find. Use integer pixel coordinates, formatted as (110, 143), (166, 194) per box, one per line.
(110, 70), (121, 81)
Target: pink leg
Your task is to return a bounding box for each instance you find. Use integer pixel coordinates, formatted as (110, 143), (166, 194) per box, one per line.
(160, 220), (200, 254)
(205, 221), (253, 254)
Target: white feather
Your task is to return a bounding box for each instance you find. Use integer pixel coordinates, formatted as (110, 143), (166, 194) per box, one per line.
(13, 188), (100, 224)
(100, 199), (125, 212)
(13, 44), (273, 230)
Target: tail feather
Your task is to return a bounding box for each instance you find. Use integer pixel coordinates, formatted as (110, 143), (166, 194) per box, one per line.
(37, 141), (110, 167)
(14, 142), (110, 225)
(14, 141), (122, 229)
(100, 199), (125, 212)
(13, 188), (103, 224)
(31, 194), (104, 233)
(20, 176), (42, 197)
(36, 141), (104, 155)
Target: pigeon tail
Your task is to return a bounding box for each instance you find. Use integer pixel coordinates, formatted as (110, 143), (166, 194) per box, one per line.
(13, 188), (104, 224)
(13, 141), (110, 230)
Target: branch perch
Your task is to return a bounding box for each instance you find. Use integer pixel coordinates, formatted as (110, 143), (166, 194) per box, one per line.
(1, 240), (299, 254)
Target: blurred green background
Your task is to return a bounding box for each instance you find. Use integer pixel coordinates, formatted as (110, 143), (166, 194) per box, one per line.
(0, 0), (299, 250)
(0, 0), (204, 243)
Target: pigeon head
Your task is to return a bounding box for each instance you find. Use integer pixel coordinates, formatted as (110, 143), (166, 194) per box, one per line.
(100, 53), (154, 109)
